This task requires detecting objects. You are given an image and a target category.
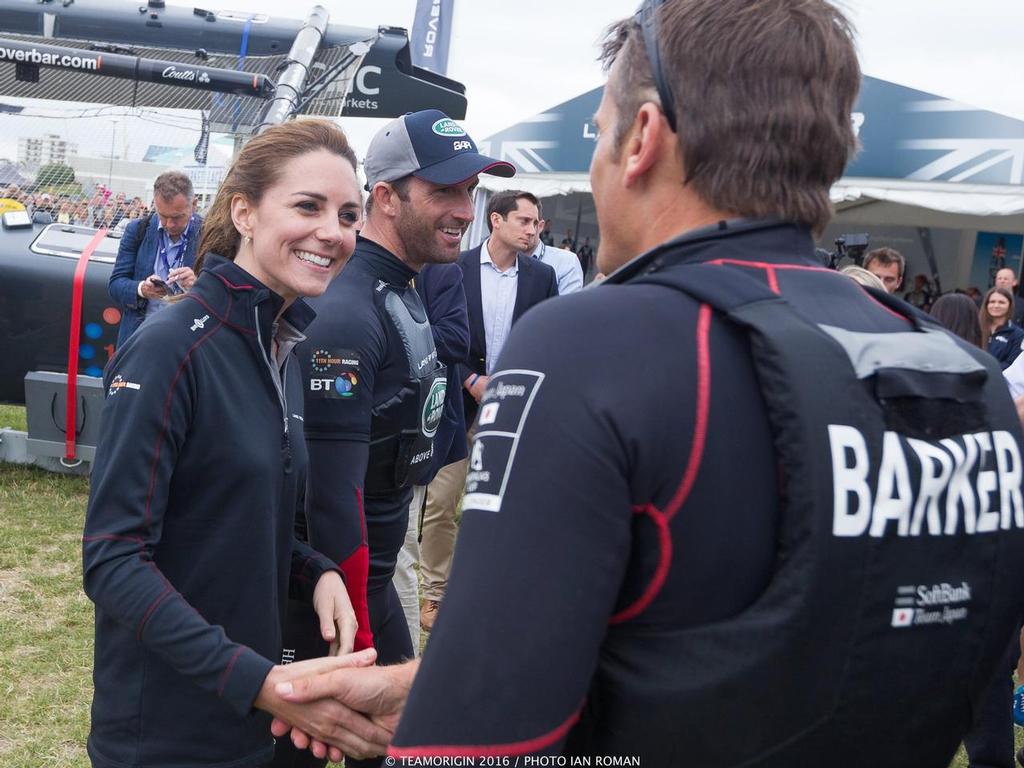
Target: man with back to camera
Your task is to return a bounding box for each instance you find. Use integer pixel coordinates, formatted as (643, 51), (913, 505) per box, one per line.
(271, 109), (513, 768)
(271, 2), (1024, 764)
(107, 170), (202, 347)
(863, 246), (905, 294)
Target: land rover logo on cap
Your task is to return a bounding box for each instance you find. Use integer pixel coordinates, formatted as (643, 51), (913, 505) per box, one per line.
(432, 118), (467, 137)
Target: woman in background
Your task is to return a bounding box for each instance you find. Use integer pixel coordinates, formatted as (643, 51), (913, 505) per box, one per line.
(980, 286), (1024, 369)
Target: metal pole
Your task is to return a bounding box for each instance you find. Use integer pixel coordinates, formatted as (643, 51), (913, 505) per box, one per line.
(255, 6), (330, 133)
(572, 195), (583, 252)
(107, 120), (118, 189)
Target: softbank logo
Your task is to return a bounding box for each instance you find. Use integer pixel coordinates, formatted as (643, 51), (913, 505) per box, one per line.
(891, 582), (972, 628)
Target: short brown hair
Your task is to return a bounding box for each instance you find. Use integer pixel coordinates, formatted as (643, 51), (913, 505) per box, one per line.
(599, 0), (860, 233)
(365, 175), (412, 217)
(196, 119), (358, 271)
(153, 170), (194, 202)
(863, 247), (905, 278)
(486, 190), (539, 233)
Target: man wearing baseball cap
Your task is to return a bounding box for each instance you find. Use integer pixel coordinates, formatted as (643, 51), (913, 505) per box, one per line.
(272, 110), (512, 768)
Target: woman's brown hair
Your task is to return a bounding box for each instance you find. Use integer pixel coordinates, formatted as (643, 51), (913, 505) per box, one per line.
(195, 119), (358, 273)
(979, 286), (1015, 334)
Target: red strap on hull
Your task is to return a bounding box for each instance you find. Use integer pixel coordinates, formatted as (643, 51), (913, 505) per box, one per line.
(65, 228), (108, 460)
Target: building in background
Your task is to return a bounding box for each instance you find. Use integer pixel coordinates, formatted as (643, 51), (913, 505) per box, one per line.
(17, 133), (78, 171)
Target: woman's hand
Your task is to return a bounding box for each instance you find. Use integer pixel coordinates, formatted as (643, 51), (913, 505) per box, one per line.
(254, 649), (389, 759)
(312, 570), (357, 656)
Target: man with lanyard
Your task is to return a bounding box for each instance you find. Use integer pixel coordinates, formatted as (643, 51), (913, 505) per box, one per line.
(273, 109), (512, 768)
(108, 170), (201, 347)
(270, 1), (1024, 764)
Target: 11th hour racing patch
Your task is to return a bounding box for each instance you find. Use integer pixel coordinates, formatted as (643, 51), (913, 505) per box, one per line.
(462, 369), (545, 513)
(308, 348), (361, 399)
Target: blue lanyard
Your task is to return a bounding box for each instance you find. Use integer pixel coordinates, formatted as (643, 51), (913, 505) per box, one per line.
(157, 220), (190, 280)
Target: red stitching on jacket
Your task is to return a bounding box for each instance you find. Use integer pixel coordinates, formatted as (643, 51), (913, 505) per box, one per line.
(389, 702), (584, 757)
(611, 305), (711, 623)
(143, 325), (221, 528)
(609, 504), (673, 624)
(218, 647), (245, 697)
(215, 273), (255, 291)
(137, 586), (174, 640)
(663, 304), (712, 520)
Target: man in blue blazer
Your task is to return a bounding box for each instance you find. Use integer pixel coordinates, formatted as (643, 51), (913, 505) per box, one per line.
(108, 170), (202, 347)
(418, 190), (557, 631)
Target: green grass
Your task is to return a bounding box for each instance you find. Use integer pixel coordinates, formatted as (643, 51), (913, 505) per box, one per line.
(0, 403), (1020, 766)
(0, 446), (92, 766)
(0, 403), (28, 432)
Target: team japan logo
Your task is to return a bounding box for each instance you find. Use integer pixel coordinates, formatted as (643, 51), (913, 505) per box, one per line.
(891, 582), (972, 628)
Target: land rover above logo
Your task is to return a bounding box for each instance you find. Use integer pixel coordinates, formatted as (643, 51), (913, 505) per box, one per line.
(422, 377), (447, 438)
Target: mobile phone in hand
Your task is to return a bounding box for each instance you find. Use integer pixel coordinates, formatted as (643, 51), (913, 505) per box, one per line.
(148, 277), (170, 295)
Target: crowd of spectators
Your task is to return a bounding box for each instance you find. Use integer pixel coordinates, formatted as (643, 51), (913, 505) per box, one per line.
(2, 183), (152, 233)
(539, 224), (596, 275)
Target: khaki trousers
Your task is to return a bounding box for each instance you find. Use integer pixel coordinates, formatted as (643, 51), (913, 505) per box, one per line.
(418, 436), (471, 601)
(393, 484), (425, 654)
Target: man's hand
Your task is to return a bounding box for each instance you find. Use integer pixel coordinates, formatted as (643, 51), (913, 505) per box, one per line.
(255, 650), (391, 759)
(465, 374), (489, 403)
(1014, 395), (1024, 427)
(140, 275), (167, 299)
(312, 570), (357, 656)
(271, 659), (419, 762)
(168, 266), (197, 292)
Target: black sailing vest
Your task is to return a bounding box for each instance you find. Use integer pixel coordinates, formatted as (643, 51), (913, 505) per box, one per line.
(569, 255), (1024, 767)
(365, 282), (447, 496)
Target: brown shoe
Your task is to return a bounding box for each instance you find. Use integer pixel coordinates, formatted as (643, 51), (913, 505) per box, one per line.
(420, 599), (441, 632)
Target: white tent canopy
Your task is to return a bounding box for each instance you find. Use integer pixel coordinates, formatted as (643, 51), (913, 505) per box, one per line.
(831, 179), (1024, 231)
(477, 173), (1024, 232)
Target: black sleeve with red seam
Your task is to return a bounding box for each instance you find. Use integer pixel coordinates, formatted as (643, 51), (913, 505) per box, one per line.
(390, 290), (640, 756)
(299, 299), (386, 653)
(304, 439), (373, 651)
(83, 319), (272, 719)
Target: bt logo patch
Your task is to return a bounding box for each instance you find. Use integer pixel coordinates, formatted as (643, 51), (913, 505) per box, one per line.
(334, 372), (357, 397)
(310, 371), (358, 398)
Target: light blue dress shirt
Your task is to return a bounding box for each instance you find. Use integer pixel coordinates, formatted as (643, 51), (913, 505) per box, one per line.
(531, 241), (583, 295)
(480, 238), (519, 374)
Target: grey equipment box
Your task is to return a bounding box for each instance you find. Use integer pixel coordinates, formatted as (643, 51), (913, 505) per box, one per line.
(24, 371), (105, 463)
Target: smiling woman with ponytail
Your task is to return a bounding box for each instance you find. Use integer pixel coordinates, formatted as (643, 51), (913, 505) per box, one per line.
(82, 119), (390, 768)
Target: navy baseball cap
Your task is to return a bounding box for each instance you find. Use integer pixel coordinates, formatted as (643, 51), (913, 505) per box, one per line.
(363, 109), (515, 191)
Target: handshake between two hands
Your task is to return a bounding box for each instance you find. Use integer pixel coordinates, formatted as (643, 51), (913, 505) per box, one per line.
(258, 647), (413, 763)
